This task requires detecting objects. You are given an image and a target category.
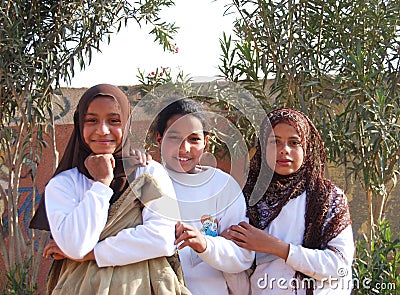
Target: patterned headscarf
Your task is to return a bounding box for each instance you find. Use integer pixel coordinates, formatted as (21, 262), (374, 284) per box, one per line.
(30, 84), (132, 230)
(243, 108), (352, 295)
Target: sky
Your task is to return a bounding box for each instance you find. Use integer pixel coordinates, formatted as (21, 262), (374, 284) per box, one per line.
(63, 0), (236, 88)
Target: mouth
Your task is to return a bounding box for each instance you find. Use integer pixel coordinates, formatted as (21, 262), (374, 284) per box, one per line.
(93, 140), (114, 145)
(277, 159), (292, 165)
(177, 156), (192, 162)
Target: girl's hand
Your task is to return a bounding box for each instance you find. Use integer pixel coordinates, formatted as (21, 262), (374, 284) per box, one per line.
(175, 221), (207, 253)
(227, 221), (290, 260)
(84, 154), (115, 186)
(130, 149), (152, 166)
(220, 227), (234, 240)
(43, 239), (67, 260)
(43, 239), (95, 262)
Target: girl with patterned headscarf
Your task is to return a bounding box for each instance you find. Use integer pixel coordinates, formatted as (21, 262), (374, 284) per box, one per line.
(223, 108), (354, 295)
(30, 84), (190, 295)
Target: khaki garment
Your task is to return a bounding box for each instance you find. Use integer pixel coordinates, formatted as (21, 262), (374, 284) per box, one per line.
(47, 173), (191, 295)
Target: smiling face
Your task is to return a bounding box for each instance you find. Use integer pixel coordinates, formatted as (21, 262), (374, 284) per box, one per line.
(82, 96), (123, 155)
(265, 123), (304, 175)
(157, 114), (209, 174)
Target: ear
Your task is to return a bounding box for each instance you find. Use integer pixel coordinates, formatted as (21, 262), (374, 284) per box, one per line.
(204, 134), (210, 145)
(204, 134), (210, 151)
(156, 132), (163, 145)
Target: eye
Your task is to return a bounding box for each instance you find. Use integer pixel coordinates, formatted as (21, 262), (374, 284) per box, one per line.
(84, 117), (97, 123)
(167, 135), (181, 141)
(290, 140), (302, 146)
(189, 136), (202, 142)
(268, 138), (279, 144)
(110, 118), (121, 124)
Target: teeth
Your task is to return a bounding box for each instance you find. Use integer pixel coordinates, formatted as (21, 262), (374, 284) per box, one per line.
(178, 157), (189, 161)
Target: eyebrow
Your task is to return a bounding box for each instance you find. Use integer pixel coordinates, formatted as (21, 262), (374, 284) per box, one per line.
(85, 112), (121, 116)
(269, 134), (301, 139)
(167, 129), (203, 135)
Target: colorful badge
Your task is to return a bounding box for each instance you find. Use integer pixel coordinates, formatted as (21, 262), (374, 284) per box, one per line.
(200, 214), (218, 237)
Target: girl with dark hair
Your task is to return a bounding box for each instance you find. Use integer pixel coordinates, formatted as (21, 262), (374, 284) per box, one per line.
(30, 84), (190, 295)
(155, 98), (254, 295)
(223, 108), (354, 295)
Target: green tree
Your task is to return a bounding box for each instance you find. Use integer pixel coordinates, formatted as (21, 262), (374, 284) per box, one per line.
(219, 0), (400, 239)
(0, 0), (177, 290)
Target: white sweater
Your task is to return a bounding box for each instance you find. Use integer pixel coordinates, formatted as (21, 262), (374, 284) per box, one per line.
(250, 190), (354, 295)
(45, 160), (178, 267)
(166, 166), (255, 295)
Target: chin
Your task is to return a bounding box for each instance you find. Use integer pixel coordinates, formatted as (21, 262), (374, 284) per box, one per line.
(184, 167), (198, 174)
(275, 170), (292, 176)
(178, 162), (196, 173)
(93, 149), (116, 154)
(178, 166), (196, 174)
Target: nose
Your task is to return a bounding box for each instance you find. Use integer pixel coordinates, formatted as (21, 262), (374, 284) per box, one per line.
(179, 139), (190, 153)
(279, 143), (290, 154)
(96, 121), (110, 135)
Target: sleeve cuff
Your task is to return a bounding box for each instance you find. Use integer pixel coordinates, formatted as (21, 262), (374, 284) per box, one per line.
(90, 181), (113, 199)
(93, 244), (109, 267)
(197, 236), (212, 257)
(285, 243), (299, 267)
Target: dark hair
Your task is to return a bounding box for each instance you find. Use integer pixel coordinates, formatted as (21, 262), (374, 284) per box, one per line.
(155, 98), (208, 136)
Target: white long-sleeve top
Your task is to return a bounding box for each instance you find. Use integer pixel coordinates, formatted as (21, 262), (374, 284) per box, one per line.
(45, 160), (178, 267)
(250, 190), (354, 295)
(166, 166), (255, 295)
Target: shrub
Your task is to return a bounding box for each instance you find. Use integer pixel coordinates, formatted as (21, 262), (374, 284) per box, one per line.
(352, 220), (399, 294)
